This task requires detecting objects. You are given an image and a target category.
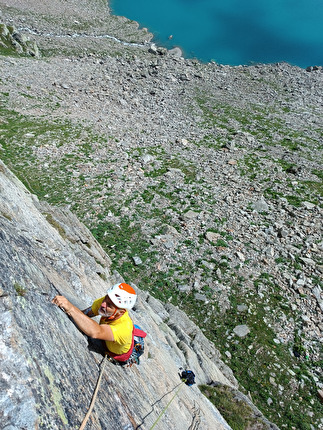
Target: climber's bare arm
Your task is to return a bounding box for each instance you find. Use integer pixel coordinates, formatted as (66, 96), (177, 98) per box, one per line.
(52, 295), (114, 341)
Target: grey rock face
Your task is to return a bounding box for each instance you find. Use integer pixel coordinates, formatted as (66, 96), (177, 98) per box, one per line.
(177, 283), (191, 292)
(0, 161), (235, 429)
(252, 198), (269, 213)
(205, 231), (220, 243)
(168, 47), (183, 57)
(237, 304), (248, 312)
(233, 325), (251, 338)
(195, 292), (209, 302)
(132, 255), (143, 265)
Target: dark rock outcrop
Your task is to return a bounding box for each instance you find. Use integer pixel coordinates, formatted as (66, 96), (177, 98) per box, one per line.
(0, 23), (40, 57)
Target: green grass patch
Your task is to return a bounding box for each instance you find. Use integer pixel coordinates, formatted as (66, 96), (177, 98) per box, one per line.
(14, 282), (26, 296)
(215, 239), (228, 247)
(301, 180), (323, 199)
(44, 213), (67, 239)
(311, 169), (323, 180)
(200, 384), (263, 430)
(194, 272), (322, 430)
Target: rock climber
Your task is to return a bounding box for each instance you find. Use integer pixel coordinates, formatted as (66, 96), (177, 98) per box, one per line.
(52, 283), (137, 358)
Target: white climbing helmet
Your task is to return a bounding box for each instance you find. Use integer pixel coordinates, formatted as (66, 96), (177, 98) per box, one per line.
(107, 283), (137, 310)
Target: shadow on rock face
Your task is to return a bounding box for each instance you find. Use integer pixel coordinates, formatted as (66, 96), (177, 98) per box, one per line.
(86, 337), (106, 357)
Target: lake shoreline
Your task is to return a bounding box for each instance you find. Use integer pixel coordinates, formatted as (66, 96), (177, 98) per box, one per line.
(108, 0), (323, 69)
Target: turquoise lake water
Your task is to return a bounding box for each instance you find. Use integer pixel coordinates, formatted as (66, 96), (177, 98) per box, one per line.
(110, 0), (323, 68)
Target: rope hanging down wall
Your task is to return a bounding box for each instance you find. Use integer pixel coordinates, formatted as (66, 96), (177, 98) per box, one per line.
(78, 362), (195, 430)
(79, 355), (108, 430)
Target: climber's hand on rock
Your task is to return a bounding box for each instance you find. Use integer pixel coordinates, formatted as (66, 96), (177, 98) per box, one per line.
(52, 295), (73, 313)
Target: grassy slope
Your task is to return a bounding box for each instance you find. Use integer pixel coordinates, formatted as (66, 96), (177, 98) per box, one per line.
(1, 36), (323, 430)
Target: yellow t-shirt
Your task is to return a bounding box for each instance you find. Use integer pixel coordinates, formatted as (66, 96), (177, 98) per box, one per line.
(91, 296), (133, 354)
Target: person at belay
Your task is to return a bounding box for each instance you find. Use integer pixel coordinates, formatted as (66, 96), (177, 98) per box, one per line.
(52, 283), (144, 362)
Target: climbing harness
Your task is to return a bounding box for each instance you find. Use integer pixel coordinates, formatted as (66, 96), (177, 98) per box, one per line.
(107, 324), (147, 366)
(128, 324), (146, 366)
(79, 355), (108, 430)
(149, 369), (196, 430)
